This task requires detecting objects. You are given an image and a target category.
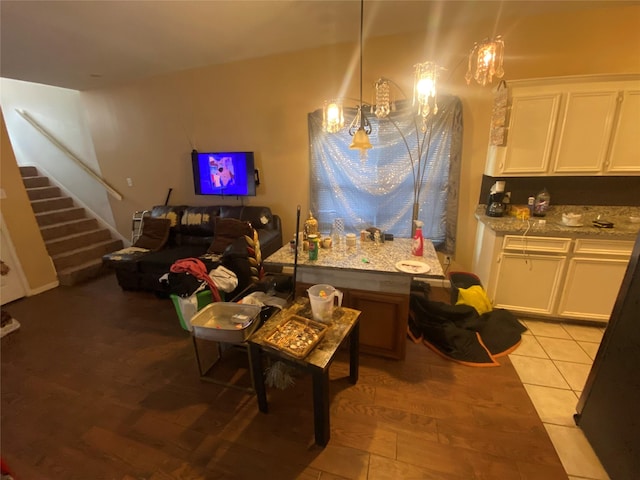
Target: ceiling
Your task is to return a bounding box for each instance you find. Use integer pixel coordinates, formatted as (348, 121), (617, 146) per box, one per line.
(0, 0), (631, 91)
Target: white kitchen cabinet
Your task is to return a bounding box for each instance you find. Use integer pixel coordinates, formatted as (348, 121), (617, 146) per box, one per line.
(493, 253), (567, 315)
(485, 75), (640, 177)
(552, 90), (618, 174)
(557, 239), (634, 321)
(472, 227), (634, 323)
(607, 89), (640, 174)
(491, 235), (570, 316)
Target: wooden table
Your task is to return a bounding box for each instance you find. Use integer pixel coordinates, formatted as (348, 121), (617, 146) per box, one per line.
(247, 298), (361, 446)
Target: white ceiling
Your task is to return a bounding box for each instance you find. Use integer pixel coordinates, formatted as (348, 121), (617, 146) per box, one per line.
(0, 0), (631, 91)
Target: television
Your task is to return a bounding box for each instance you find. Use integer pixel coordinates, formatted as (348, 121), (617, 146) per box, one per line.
(191, 150), (257, 196)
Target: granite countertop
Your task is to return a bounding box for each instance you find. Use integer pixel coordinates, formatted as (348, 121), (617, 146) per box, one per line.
(476, 205), (640, 240)
(264, 237), (445, 278)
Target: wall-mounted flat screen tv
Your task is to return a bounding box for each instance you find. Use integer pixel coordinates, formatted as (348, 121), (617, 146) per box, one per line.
(191, 150), (256, 196)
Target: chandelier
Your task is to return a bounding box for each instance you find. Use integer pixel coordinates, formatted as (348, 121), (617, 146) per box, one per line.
(465, 35), (505, 86)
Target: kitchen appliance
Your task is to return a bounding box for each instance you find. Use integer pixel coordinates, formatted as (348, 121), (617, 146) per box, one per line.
(486, 181), (506, 217)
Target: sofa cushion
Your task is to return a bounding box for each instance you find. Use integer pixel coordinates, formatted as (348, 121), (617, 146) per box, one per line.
(133, 217), (171, 251)
(239, 206), (273, 230)
(208, 217), (253, 254)
(151, 205), (188, 247)
(219, 205), (244, 219)
(180, 206), (220, 237)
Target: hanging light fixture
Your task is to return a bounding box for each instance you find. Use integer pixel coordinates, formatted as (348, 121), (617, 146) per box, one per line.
(465, 35), (505, 86)
(374, 78), (391, 118)
(348, 0), (372, 160)
(413, 61), (440, 131)
(322, 100), (344, 133)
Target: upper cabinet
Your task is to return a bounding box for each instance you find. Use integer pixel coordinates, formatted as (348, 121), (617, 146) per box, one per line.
(485, 75), (640, 177)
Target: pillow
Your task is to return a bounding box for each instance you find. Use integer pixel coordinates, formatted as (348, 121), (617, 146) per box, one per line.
(133, 217), (171, 251)
(208, 217), (253, 254)
(455, 285), (493, 315)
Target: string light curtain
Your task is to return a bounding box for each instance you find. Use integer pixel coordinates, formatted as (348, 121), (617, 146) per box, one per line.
(309, 96), (462, 253)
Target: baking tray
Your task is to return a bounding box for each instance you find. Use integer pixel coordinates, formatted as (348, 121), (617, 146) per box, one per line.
(190, 302), (262, 343)
(264, 314), (328, 359)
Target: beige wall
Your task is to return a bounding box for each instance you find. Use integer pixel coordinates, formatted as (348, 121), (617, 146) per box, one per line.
(0, 113), (58, 291)
(82, 5), (640, 271)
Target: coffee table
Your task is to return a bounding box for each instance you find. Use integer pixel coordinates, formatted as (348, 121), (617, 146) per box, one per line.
(247, 297), (361, 446)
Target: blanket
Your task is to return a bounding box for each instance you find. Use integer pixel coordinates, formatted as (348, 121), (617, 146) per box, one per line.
(408, 294), (527, 367)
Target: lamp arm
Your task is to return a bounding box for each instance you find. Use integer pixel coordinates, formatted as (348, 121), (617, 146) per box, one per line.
(385, 116), (420, 203)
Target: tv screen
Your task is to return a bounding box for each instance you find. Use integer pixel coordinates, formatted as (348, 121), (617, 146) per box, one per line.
(191, 151), (256, 196)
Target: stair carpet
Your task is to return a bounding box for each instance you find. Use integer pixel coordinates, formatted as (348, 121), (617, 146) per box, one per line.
(19, 166), (123, 286)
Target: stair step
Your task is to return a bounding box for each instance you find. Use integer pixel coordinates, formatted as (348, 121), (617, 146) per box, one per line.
(22, 176), (49, 188)
(19, 166), (38, 177)
(27, 185), (62, 201)
(52, 239), (123, 271)
(30, 196), (74, 213)
(40, 218), (99, 241)
(56, 258), (112, 287)
(45, 228), (113, 256)
(35, 207), (86, 227)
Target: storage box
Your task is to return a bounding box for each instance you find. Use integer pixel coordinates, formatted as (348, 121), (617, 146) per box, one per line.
(190, 302), (262, 343)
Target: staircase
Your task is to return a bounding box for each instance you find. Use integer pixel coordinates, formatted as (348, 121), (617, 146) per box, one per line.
(20, 166), (123, 286)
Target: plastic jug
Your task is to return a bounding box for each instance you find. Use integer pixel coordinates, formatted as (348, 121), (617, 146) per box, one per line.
(307, 284), (343, 323)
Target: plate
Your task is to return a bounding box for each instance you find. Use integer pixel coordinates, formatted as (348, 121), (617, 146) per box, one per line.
(395, 260), (431, 274)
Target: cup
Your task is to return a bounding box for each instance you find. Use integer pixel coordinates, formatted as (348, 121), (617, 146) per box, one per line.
(308, 284), (343, 323)
(346, 233), (356, 248)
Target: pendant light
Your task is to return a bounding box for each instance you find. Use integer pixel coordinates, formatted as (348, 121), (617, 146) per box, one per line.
(348, 0), (372, 159)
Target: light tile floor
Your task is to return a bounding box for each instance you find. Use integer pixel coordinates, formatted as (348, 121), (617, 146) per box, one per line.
(509, 318), (610, 480)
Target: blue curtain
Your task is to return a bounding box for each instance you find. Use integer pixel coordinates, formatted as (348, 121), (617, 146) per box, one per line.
(309, 96), (462, 253)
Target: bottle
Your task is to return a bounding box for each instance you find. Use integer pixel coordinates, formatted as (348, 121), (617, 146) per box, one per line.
(527, 196), (535, 216)
(533, 188), (551, 217)
(411, 220), (424, 256)
(308, 234), (319, 260)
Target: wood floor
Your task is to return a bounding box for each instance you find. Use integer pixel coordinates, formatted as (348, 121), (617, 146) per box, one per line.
(0, 274), (568, 479)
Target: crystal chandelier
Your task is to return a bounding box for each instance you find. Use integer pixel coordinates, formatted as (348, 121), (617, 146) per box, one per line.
(322, 100), (344, 133)
(374, 78), (391, 118)
(465, 35), (505, 86)
(412, 61), (440, 130)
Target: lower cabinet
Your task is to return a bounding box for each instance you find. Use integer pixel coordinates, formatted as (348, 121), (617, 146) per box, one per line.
(475, 232), (633, 323)
(493, 253), (566, 315)
(557, 240), (632, 321)
(296, 282), (409, 360)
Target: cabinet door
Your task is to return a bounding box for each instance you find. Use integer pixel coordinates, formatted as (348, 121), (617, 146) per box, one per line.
(348, 289), (409, 360)
(558, 257), (629, 321)
(501, 93), (561, 174)
(607, 89), (640, 174)
(493, 253), (566, 315)
(552, 90), (618, 174)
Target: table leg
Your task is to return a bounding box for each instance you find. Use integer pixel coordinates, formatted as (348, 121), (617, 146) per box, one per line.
(349, 321), (359, 384)
(312, 370), (330, 446)
(248, 343), (268, 413)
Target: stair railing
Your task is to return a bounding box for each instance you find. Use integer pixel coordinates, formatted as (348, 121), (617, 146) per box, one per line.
(15, 109), (123, 201)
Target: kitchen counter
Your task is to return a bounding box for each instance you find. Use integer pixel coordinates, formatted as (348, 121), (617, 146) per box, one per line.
(475, 205), (640, 240)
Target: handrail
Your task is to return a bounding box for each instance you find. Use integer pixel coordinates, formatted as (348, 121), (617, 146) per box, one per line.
(15, 108), (123, 201)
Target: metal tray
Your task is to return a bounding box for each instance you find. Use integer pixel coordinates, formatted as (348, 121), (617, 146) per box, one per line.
(190, 302), (262, 343)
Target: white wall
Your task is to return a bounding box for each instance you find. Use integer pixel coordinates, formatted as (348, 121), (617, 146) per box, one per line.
(0, 78), (116, 228)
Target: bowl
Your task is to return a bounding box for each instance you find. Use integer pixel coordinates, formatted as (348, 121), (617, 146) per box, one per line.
(562, 213), (583, 226)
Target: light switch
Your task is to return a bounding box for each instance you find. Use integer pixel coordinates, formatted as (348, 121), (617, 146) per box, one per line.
(126, 178), (133, 187)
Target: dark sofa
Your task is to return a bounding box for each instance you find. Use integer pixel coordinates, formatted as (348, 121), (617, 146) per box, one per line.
(103, 204), (282, 297)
